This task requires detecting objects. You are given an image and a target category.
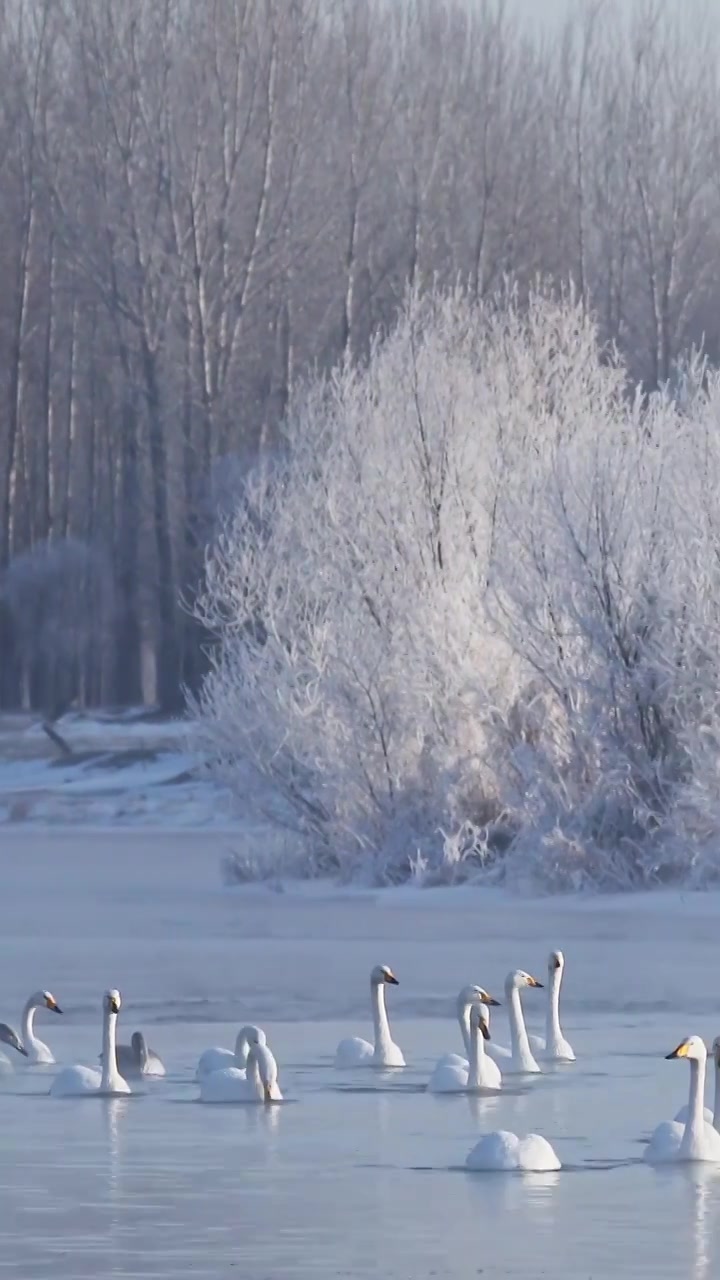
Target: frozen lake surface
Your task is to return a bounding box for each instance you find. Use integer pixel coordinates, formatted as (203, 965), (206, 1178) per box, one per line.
(2, 830), (720, 1278)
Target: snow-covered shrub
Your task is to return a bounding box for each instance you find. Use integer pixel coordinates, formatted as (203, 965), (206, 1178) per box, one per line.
(194, 285), (720, 889)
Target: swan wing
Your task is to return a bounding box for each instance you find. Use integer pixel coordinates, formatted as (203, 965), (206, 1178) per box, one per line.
(644, 1120), (684, 1163)
(466, 1130), (521, 1171)
(196, 1047), (236, 1080)
(199, 1067), (256, 1103)
(334, 1036), (375, 1067)
(50, 1065), (103, 1097)
(516, 1134), (561, 1171)
(674, 1103), (714, 1125)
(428, 1061), (469, 1093)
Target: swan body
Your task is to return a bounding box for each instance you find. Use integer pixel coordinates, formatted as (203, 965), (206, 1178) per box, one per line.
(0, 1023), (28, 1074)
(17, 990), (62, 1064)
(526, 951), (575, 1062)
(485, 971), (543, 1073)
(429, 987), (502, 1092)
(645, 1036), (720, 1164)
(335, 965), (405, 1068)
(102, 1031), (166, 1078)
(200, 1040), (282, 1103)
(50, 990), (131, 1098)
(674, 1036), (720, 1127)
(466, 1129), (561, 1172)
(196, 1025), (266, 1081)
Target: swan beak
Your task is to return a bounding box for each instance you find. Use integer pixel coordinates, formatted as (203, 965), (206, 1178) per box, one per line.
(485, 996), (501, 1007)
(16, 1043), (28, 1057)
(528, 977), (544, 988)
(385, 973), (399, 985)
(666, 1040), (691, 1059)
(50, 1004), (63, 1015)
(263, 1084), (273, 1102)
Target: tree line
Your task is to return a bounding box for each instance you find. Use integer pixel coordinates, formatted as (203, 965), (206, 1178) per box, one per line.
(0, 0), (715, 711)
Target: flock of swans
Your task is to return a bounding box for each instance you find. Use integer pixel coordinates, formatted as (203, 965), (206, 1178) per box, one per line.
(3, 952), (720, 1173)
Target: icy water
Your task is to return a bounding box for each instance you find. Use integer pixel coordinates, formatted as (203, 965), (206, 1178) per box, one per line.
(2, 831), (720, 1278)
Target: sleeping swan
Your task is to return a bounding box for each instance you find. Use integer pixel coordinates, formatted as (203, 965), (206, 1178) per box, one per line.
(430, 1003), (502, 1092)
(527, 951), (575, 1062)
(485, 970), (544, 1073)
(428, 987), (501, 1092)
(196, 1025), (267, 1081)
(199, 1033), (282, 1103)
(50, 990), (130, 1098)
(18, 990), (63, 1064)
(0, 1023), (28, 1074)
(335, 965), (405, 1068)
(645, 1036), (720, 1164)
(466, 1129), (561, 1172)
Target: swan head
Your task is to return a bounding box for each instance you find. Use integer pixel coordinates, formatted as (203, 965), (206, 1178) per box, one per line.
(469, 1004), (491, 1040)
(458, 984), (500, 1010)
(505, 969), (544, 994)
(666, 1035), (707, 1063)
(0, 1023), (27, 1056)
(104, 990), (122, 1015)
(548, 950), (564, 973)
(249, 1043), (279, 1101)
(31, 990), (63, 1015)
(372, 965), (399, 986)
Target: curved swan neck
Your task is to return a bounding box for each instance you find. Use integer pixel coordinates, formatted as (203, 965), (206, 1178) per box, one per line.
(467, 1020), (484, 1089)
(457, 998), (472, 1058)
(508, 985), (534, 1065)
(682, 1056), (707, 1154)
(546, 969), (563, 1049)
(371, 981), (392, 1051)
(21, 998), (40, 1050)
(100, 1009), (121, 1091)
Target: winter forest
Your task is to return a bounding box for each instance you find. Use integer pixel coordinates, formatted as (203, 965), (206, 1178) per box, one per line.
(3, 0), (720, 886)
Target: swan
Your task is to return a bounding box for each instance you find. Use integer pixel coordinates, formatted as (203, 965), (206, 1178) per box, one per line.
(466, 1129), (561, 1172)
(485, 970), (543, 1073)
(527, 950), (575, 1062)
(429, 1003), (502, 1092)
(199, 1037), (282, 1103)
(644, 1036), (720, 1164)
(50, 990), (131, 1097)
(674, 1036), (720, 1128)
(334, 965), (405, 1068)
(0, 1023), (28, 1073)
(428, 986), (501, 1089)
(101, 1030), (166, 1078)
(18, 990), (62, 1063)
(195, 1025), (267, 1081)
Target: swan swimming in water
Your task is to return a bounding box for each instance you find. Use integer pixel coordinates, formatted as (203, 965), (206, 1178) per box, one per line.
(466, 1128), (561, 1172)
(527, 951), (575, 1062)
(101, 1030), (166, 1078)
(196, 1025), (267, 1081)
(429, 1003), (502, 1093)
(428, 987), (501, 1091)
(0, 1023), (28, 1073)
(674, 1036), (720, 1128)
(17, 991), (62, 1064)
(644, 1036), (720, 1164)
(335, 965), (405, 1068)
(50, 990), (131, 1098)
(199, 1032), (282, 1103)
(485, 971), (544, 1073)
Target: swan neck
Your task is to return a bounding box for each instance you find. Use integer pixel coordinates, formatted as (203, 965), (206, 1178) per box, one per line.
(509, 985), (533, 1064)
(21, 998), (39, 1050)
(457, 1000), (471, 1057)
(685, 1056), (707, 1149)
(546, 970), (562, 1047)
(371, 982), (392, 1051)
(713, 1059), (720, 1132)
(100, 1009), (120, 1091)
(467, 1021), (483, 1088)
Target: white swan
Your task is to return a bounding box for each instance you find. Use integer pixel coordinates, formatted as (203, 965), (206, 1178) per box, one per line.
(334, 965), (405, 1068)
(674, 1036), (720, 1127)
(50, 990), (131, 1097)
(195, 1025), (267, 1081)
(428, 986), (501, 1089)
(0, 1023), (28, 1073)
(466, 1128), (561, 1172)
(199, 1037), (282, 1103)
(102, 1030), (166, 1078)
(18, 990), (62, 1064)
(644, 1036), (720, 1164)
(429, 1003), (502, 1092)
(527, 950), (575, 1062)
(485, 970), (543, 1073)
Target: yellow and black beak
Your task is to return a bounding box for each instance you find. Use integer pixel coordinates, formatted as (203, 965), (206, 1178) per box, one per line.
(384, 971), (399, 986)
(484, 995), (501, 1008)
(666, 1040), (691, 1060)
(47, 999), (63, 1015)
(528, 976), (544, 989)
